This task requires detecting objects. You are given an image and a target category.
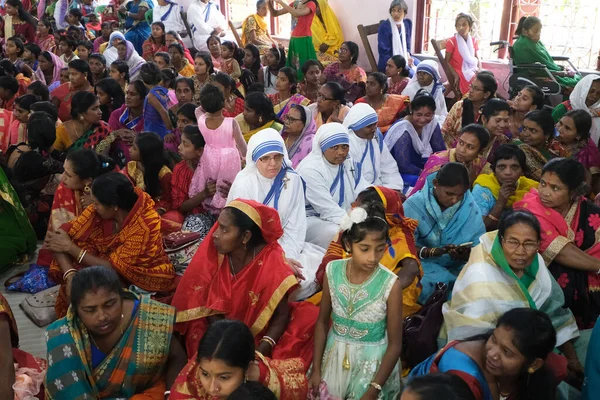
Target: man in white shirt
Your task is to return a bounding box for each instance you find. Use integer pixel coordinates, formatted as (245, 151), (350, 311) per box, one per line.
(186, 0), (232, 51)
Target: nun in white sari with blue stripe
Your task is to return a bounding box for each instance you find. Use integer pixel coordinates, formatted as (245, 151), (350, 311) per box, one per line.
(344, 103), (404, 192)
(297, 123), (370, 249)
(227, 128), (325, 299)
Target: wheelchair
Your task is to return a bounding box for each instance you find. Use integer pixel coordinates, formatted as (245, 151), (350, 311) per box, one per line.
(490, 40), (579, 106)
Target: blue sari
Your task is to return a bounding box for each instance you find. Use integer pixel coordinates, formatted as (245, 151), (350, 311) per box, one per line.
(410, 341), (492, 400)
(125, 0), (153, 55)
(404, 172), (485, 303)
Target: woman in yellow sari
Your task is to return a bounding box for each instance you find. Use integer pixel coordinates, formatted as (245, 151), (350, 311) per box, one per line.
(309, 186), (423, 316)
(311, 0), (344, 66)
(241, 0), (277, 55)
(235, 92), (284, 142)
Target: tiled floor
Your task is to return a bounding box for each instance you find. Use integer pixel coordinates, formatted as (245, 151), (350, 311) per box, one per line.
(2, 246), (49, 359)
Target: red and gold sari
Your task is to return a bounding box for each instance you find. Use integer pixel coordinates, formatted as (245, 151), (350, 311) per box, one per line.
(49, 188), (177, 317)
(0, 293), (46, 397)
(170, 199), (318, 400)
(37, 183), (84, 266)
(309, 186), (423, 316)
(515, 190), (600, 329)
(122, 161), (181, 234)
(355, 94), (409, 133)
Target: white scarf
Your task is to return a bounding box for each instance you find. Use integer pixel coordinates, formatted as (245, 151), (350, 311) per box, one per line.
(569, 74), (600, 145)
(455, 33), (478, 83)
(389, 16), (407, 60)
(384, 119), (437, 158)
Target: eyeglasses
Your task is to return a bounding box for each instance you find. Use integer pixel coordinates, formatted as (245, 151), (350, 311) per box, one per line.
(501, 237), (539, 252)
(284, 115), (303, 122)
(469, 84), (484, 92)
(317, 92), (335, 101)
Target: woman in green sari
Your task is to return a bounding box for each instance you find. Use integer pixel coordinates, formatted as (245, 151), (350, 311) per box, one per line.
(0, 166), (36, 272)
(45, 265), (187, 400)
(52, 92), (112, 155)
(512, 16), (581, 88)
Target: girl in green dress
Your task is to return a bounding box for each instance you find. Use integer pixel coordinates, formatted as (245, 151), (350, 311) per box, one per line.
(309, 201), (403, 399)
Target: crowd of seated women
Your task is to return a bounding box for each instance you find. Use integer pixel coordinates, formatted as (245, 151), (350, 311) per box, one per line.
(3, 0), (600, 399)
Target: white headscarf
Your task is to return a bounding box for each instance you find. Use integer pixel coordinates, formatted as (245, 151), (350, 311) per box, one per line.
(103, 31), (126, 66)
(297, 123), (367, 213)
(402, 60), (448, 122)
(385, 118), (438, 158)
(227, 128), (307, 260)
(455, 33), (478, 83)
(343, 103), (380, 183)
(569, 74), (600, 145)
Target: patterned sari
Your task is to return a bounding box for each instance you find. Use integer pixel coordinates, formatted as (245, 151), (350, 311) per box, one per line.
(322, 61), (367, 84)
(513, 140), (562, 181)
(45, 292), (175, 400)
(235, 114), (284, 143)
(1, 293), (46, 398)
(355, 94), (409, 133)
(49, 188), (176, 318)
(171, 199), (318, 400)
(410, 149), (490, 196)
(125, 0), (153, 55)
(36, 34), (56, 52)
(269, 93), (311, 120)
(549, 138), (600, 175)
(241, 14), (271, 54)
(404, 173), (486, 303)
(515, 190), (600, 329)
(309, 186), (422, 316)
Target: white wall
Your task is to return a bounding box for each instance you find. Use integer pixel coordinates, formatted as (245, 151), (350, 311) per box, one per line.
(328, 0), (416, 71)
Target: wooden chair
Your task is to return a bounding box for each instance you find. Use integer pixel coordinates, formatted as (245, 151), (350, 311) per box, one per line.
(357, 22), (382, 72)
(229, 20), (243, 47)
(430, 38), (460, 104)
(181, 11), (195, 50)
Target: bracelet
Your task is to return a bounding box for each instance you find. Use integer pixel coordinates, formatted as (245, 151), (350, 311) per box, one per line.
(486, 213), (499, 222)
(77, 250), (87, 264)
(76, 248), (85, 263)
(260, 335), (276, 347)
(63, 268), (77, 281)
(418, 247), (427, 259)
(164, 390), (170, 397)
(428, 248), (436, 258)
(370, 382), (382, 392)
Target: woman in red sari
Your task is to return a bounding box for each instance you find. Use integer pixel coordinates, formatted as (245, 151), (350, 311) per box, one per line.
(44, 172), (176, 318)
(171, 199), (319, 399)
(515, 158), (600, 330)
(51, 59), (93, 122)
(37, 149), (116, 266)
(142, 21), (167, 61)
(0, 293), (46, 399)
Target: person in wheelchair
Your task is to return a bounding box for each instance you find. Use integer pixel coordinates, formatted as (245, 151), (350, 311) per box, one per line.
(512, 16), (581, 89)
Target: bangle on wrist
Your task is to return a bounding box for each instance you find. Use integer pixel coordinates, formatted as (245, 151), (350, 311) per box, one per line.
(418, 247), (427, 259)
(486, 213), (499, 222)
(369, 382), (382, 392)
(63, 268), (77, 281)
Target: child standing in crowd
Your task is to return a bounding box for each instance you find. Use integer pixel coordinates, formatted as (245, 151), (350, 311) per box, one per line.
(140, 62), (173, 141)
(220, 41), (244, 80)
(444, 13), (481, 97)
(309, 202), (403, 399)
(172, 125), (218, 237)
(189, 85), (247, 213)
(58, 35), (79, 63)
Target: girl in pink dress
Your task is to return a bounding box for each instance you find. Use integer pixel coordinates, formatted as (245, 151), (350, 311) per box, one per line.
(188, 85), (247, 213)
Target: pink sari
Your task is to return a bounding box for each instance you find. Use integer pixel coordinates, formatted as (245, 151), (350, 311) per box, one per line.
(33, 52), (65, 87)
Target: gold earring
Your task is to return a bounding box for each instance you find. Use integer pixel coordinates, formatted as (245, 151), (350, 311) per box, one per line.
(83, 184), (91, 194)
(527, 367), (535, 374)
(80, 115), (84, 121)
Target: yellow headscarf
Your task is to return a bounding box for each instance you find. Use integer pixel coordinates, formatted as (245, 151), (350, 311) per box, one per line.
(241, 13), (269, 47)
(473, 173), (539, 207)
(311, 0), (344, 56)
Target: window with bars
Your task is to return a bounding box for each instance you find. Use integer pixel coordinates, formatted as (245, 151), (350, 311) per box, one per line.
(417, 0), (599, 69)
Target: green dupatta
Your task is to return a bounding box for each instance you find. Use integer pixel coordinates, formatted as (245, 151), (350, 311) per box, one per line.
(0, 167), (36, 270)
(45, 292), (176, 400)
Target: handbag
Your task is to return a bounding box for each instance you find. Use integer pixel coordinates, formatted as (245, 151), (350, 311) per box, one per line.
(5, 264), (56, 294)
(163, 231), (201, 252)
(402, 282), (448, 368)
(20, 285), (59, 327)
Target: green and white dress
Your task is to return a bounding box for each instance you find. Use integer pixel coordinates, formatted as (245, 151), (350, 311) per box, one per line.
(320, 259), (401, 399)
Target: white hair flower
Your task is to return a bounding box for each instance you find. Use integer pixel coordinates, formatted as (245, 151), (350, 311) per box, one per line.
(339, 207), (368, 231)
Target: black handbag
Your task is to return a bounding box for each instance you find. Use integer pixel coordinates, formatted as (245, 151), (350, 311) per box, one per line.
(402, 282), (449, 368)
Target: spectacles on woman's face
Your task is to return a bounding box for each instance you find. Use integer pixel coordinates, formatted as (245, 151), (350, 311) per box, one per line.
(469, 84), (484, 92)
(284, 114), (302, 122)
(501, 237), (539, 252)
